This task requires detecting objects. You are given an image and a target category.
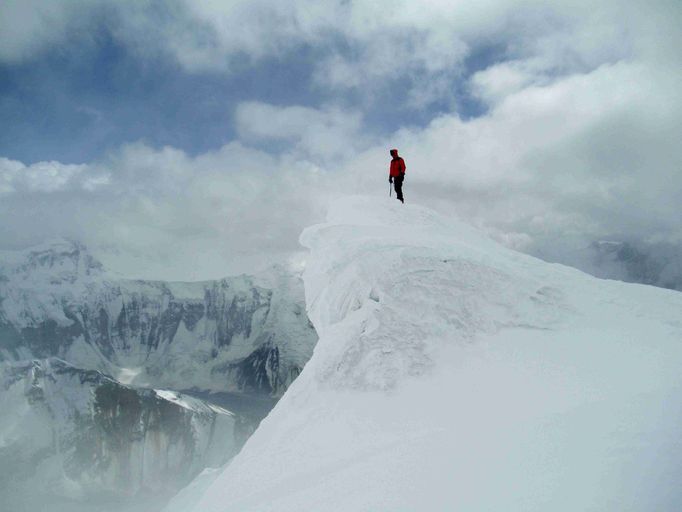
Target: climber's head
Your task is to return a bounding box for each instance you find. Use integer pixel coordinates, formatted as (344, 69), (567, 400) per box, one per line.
(390, 149), (398, 157)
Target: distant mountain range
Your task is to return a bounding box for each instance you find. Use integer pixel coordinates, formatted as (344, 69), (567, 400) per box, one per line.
(0, 240), (317, 510)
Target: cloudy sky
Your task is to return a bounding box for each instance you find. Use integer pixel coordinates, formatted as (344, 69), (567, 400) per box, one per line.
(1, 0), (680, 281)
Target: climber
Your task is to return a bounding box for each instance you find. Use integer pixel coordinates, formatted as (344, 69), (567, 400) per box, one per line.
(388, 149), (406, 203)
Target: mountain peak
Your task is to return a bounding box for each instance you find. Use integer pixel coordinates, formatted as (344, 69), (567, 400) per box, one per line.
(0, 238), (104, 284)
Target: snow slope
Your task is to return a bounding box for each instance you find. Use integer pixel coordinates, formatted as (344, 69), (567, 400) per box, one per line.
(187, 196), (682, 511)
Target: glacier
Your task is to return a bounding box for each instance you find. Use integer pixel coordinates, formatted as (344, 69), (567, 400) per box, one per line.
(183, 196), (682, 511)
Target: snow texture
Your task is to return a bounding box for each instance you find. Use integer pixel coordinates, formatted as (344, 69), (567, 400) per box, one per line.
(186, 195), (682, 511)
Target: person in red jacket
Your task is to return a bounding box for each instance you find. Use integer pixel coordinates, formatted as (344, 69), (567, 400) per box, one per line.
(389, 148), (406, 203)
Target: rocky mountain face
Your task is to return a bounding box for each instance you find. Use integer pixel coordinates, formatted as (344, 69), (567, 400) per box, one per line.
(1, 358), (237, 509)
(0, 240), (317, 395)
(0, 241), (317, 510)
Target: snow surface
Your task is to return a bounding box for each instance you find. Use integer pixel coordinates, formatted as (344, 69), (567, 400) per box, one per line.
(181, 196), (682, 511)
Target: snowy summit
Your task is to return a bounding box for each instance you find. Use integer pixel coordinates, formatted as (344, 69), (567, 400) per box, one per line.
(181, 195), (682, 512)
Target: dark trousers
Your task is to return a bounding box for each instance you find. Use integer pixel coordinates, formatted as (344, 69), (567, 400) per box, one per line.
(393, 175), (404, 201)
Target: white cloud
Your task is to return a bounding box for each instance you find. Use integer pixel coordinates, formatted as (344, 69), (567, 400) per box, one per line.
(1, 0), (660, 109)
(1, 0), (681, 286)
(470, 61), (543, 104)
(1, 45), (681, 282)
(0, 140), (336, 280)
(361, 58), (681, 247)
(0, 157), (109, 195)
(0, 0), (76, 63)
(235, 102), (366, 161)
(0, 102), (368, 280)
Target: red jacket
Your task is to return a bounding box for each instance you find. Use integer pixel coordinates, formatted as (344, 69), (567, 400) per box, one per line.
(389, 155), (406, 178)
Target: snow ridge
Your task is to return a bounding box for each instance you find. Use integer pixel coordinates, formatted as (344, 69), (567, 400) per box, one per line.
(299, 198), (571, 391)
(186, 196), (682, 512)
